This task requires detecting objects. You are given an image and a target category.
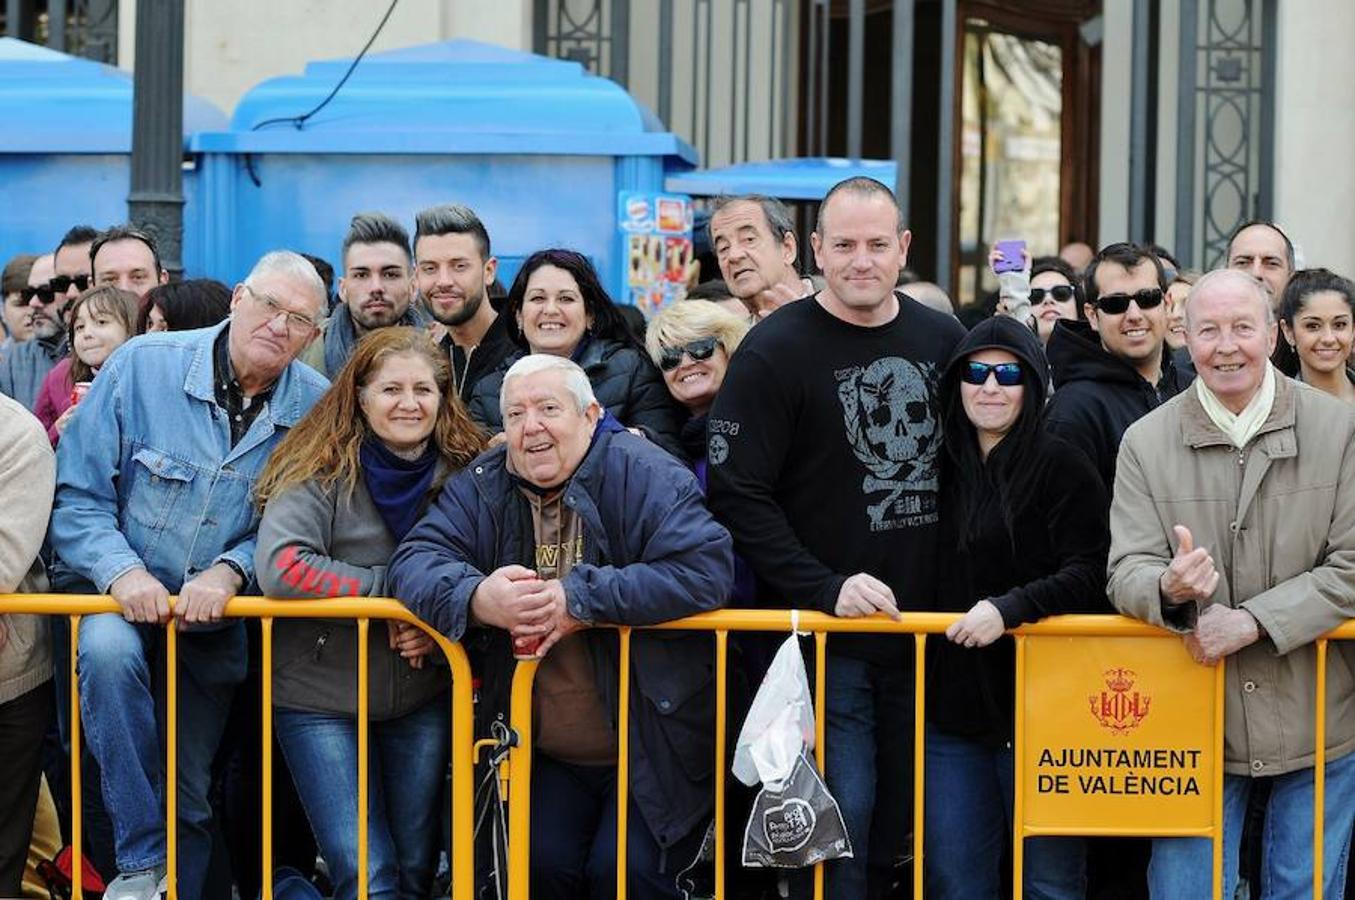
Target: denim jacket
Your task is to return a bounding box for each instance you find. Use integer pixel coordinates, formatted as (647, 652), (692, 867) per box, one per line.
(50, 324), (330, 593)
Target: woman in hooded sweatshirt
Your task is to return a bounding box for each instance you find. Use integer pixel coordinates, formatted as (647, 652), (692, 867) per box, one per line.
(925, 316), (1110, 899)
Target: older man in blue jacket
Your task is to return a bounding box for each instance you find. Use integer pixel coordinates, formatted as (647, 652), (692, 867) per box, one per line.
(390, 354), (733, 899)
(49, 250), (329, 900)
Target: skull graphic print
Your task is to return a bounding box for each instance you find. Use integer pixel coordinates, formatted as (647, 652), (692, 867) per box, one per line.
(836, 357), (942, 531)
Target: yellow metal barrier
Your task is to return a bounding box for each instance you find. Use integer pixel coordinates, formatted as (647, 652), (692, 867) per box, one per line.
(0, 594), (475, 900)
(5, 596), (1353, 899)
(502, 609), (1355, 900)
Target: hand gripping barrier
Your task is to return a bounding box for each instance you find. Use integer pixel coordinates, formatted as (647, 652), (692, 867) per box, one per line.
(3, 596), (1353, 899)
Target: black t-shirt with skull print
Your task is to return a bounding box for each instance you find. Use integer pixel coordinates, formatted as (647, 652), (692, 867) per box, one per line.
(708, 292), (965, 663)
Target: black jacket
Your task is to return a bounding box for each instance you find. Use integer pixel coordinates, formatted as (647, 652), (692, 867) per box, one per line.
(467, 336), (687, 459)
(387, 425), (734, 847)
(1043, 319), (1193, 490)
(442, 312), (515, 405)
(928, 317), (1111, 745)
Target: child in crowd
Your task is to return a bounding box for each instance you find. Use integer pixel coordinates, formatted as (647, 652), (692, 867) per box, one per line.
(33, 285), (140, 446)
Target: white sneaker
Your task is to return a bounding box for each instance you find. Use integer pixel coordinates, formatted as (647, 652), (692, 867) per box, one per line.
(104, 867), (168, 900)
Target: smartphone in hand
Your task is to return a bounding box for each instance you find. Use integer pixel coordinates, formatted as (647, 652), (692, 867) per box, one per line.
(993, 239), (1027, 274)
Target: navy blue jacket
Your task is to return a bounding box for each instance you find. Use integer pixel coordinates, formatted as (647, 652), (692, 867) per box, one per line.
(388, 424), (734, 847)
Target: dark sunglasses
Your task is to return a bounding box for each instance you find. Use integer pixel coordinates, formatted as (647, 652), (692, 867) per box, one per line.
(50, 274), (90, 296)
(1030, 285), (1076, 304)
(22, 285), (56, 305)
(1095, 288), (1164, 315)
(659, 336), (720, 371)
(961, 361), (1024, 387)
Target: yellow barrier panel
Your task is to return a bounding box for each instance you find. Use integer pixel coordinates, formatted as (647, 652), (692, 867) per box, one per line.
(9, 595), (1354, 899)
(0, 594), (475, 900)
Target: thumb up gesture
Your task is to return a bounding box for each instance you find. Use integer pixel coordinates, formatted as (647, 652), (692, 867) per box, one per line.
(1159, 525), (1220, 605)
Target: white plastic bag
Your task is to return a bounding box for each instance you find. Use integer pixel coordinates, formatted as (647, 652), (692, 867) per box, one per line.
(732, 634), (815, 789)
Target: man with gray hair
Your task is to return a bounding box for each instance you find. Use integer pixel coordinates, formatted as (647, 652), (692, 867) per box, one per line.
(300, 211), (421, 379)
(1108, 267), (1355, 897)
(413, 202), (514, 402)
(708, 193), (813, 320)
(390, 354), (733, 898)
(48, 250), (329, 900)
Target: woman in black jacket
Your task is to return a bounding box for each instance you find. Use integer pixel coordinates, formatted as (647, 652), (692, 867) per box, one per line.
(925, 316), (1110, 899)
(468, 249), (686, 457)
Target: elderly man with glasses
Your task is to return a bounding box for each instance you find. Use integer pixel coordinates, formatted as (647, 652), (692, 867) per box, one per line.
(48, 250), (329, 900)
(0, 226), (96, 410)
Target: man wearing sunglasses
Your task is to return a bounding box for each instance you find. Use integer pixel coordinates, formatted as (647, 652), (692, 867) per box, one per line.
(1044, 242), (1194, 490)
(0, 226), (96, 411)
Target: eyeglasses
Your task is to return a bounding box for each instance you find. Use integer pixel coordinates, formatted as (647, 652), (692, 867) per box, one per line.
(1095, 288), (1164, 315)
(1030, 285), (1076, 305)
(23, 285), (56, 306)
(960, 361), (1024, 387)
(243, 285), (320, 336)
(52, 274), (91, 295)
(659, 336), (721, 372)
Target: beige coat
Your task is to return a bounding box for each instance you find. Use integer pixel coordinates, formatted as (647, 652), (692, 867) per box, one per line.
(0, 393), (55, 705)
(1109, 373), (1355, 776)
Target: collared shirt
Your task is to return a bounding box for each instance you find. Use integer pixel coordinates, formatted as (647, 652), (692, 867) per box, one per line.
(213, 328), (275, 447)
(49, 322), (329, 593)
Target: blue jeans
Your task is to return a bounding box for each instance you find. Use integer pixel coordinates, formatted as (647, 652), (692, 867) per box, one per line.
(822, 653), (914, 900)
(1148, 750), (1355, 899)
(76, 614), (245, 900)
(528, 754), (706, 900)
(275, 695), (449, 900)
(924, 727), (1084, 899)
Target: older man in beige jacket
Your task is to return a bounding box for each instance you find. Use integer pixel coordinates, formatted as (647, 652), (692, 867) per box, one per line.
(1108, 268), (1355, 899)
(0, 392), (56, 891)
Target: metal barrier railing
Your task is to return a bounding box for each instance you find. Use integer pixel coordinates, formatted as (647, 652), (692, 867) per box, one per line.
(505, 610), (1355, 900)
(3, 596), (1351, 899)
(0, 594), (475, 900)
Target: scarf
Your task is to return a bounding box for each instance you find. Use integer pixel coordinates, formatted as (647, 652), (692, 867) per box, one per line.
(359, 438), (439, 541)
(1195, 363), (1276, 449)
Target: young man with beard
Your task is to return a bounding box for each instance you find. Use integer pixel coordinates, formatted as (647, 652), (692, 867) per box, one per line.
(299, 213), (422, 379)
(413, 203), (515, 403)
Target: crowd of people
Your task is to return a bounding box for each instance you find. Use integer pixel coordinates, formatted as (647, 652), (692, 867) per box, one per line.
(0, 179), (1352, 900)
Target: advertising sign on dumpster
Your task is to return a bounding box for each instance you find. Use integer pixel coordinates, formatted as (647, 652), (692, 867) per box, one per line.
(619, 191), (693, 318)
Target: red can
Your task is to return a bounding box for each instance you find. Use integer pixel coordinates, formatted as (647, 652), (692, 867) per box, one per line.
(70, 381), (92, 405)
(514, 635), (544, 661)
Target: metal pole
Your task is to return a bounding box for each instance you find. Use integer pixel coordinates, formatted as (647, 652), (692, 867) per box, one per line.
(891, 0), (915, 221)
(1174, 0), (1198, 267)
(1258, 0), (1277, 220)
(128, 0), (185, 276)
(609, 0), (629, 87)
(47, 0), (66, 50)
(657, 0), (672, 126)
(846, 0), (865, 158)
(5, 0), (33, 39)
(1128, 0), (1151, 243)
(936, 0), (957, 291)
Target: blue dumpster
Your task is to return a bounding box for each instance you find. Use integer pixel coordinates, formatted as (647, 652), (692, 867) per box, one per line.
(193, 39), (697, 297)
(0, 37), (226, 268)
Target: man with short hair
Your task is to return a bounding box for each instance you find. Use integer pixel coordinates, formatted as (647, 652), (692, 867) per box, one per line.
(413, 203), (515, 402)
(709, 177), (965, 899)
(1108, 268), (1355, 898)
(1227, 220), (1295, 308)
(0, 227), (95, 410)
(390, 354), (732, 898)
(1045, 242), (1193, 489)
(49, 251), (329, 900)
(90, 225), (169, 297)
(299, 212), (420, 379)
(708, 194), (813, 320)
(0, 254), (37, 351)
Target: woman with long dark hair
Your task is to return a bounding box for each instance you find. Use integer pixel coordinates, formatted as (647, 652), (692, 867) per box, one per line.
(925, 316), (1110, 899)
(1275, 268), (1355, 403)
(254, 327), (485, 899)
(467, 248), (685, 456)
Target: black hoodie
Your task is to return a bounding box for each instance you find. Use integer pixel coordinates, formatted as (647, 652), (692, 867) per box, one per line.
(1043, 318), (1193, 490)
(928, 316), (1111, 745)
